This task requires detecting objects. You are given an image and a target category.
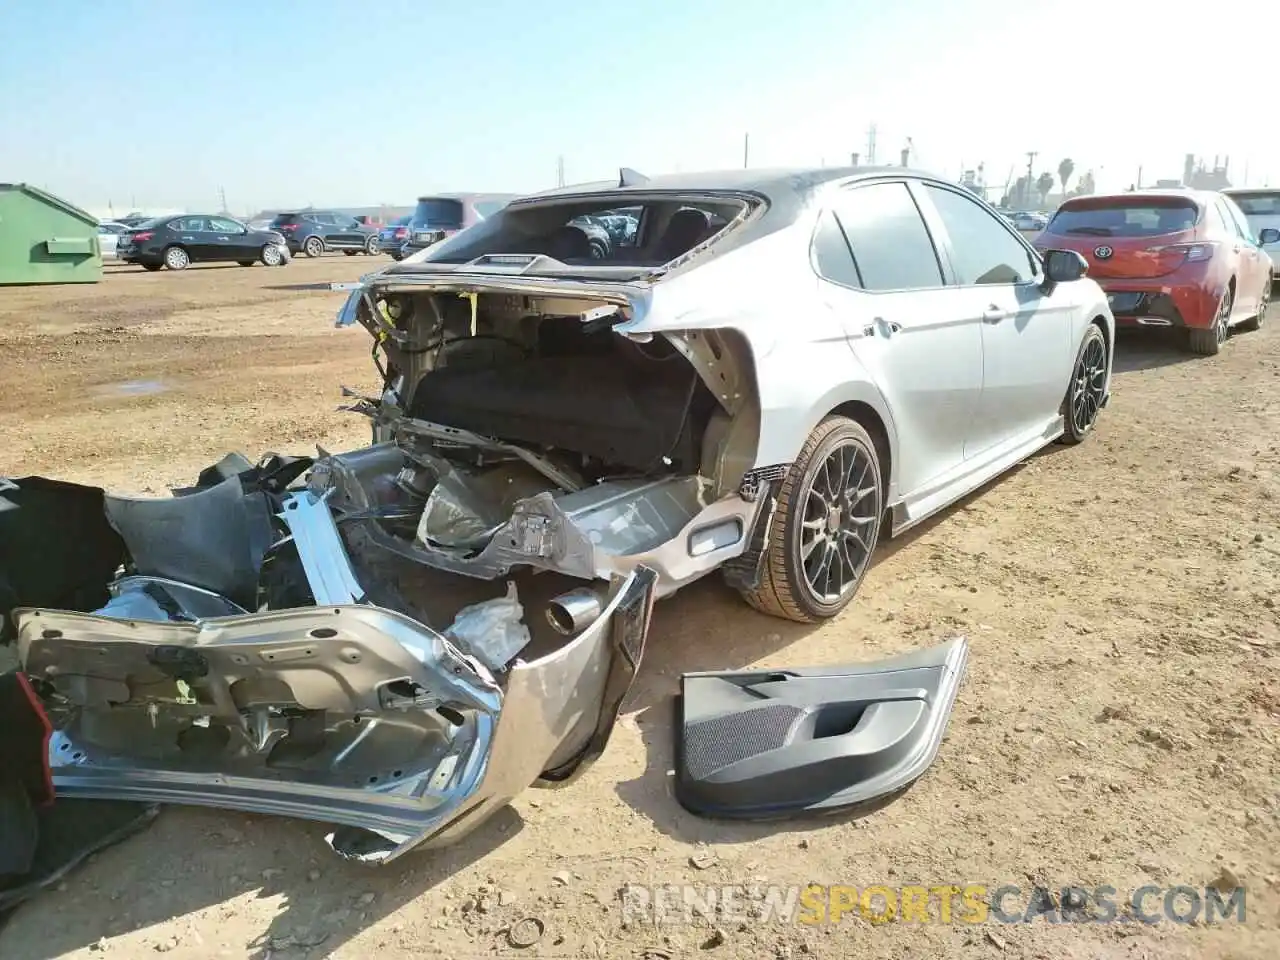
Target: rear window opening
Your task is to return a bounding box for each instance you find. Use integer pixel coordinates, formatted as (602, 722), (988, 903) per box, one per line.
(1046, 198), (1199, 238)
(270, 213), (303, 227)
(417, 195), (750, 267)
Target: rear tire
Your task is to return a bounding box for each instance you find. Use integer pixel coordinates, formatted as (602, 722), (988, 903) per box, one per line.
(303, 236), (324, 258)
(1186, 284), (1232, 355)
(162, 246), (190, 271)
(1237, 276), (1269, 333)
(736, 416), (884, 623)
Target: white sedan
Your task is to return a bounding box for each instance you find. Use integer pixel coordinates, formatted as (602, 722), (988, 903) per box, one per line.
(96, 221), (129, 258)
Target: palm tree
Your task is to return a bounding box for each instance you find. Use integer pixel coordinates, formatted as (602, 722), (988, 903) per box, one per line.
(1036, 172), (1055, 207)
(1057, 158), (1075, 198)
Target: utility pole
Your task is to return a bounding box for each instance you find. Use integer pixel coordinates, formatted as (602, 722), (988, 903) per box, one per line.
(1243, 160), (1249, 186)
(866, 123), (877, 166)
(743, 132), (749, 169)
(1136, 166), (1143, 189)
(556, 156), (565, 187)
(218, 186), (228, 214)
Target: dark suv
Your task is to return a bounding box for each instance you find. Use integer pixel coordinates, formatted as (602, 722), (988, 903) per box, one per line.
(269, 210), (381, 258)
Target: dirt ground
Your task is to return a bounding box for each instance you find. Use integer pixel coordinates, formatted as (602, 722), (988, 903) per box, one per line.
(0, 255), (1277, 960)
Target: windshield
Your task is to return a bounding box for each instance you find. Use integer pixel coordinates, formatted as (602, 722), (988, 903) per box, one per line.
(1045, 199), (1198, 237)
(417, 195), (748, 267)
(1227, 193), (1280, 217)
(412, 198), (465, 228)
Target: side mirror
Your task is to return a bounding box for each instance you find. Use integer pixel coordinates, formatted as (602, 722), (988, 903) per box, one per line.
(1258, 227), (1280, 245)
(1042, 248), (1088, 285)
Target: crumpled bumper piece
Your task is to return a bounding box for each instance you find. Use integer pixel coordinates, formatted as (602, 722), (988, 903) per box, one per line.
(13, 565), (657, 863)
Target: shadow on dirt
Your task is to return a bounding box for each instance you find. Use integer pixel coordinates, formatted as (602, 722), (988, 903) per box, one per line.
(1111, 328), (1201, 373)
(263, 283), (344, 293)
(8, 804), (524, 960)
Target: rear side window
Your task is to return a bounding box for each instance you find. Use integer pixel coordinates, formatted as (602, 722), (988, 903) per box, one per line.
(833, 182), (944, 291)
(1220, 197), (1257, 242)
(811, 209), (861, 287)
(925, 185), (1036, 285)
(1046, 199), (1198, 237)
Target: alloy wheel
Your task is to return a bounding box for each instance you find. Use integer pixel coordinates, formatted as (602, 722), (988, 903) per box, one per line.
(798, 440), (881, 603)
(1070, 335), (1107, 435)
(305, 237), (323, 257)
(1215, 289), (1232, 345)
(367, 237), (380, 255)
(263, 245), (282, 266)
(165, 247), (189, 270)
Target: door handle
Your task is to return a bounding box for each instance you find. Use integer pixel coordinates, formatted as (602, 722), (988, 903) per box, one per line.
(981, 305), (1008, 323)
(872, 316), (902, 337)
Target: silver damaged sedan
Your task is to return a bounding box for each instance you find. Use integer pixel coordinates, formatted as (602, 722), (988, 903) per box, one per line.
(8, 165), (1112, 860)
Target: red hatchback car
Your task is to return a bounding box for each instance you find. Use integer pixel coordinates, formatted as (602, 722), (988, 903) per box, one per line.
(1037, 190), (1276, 355)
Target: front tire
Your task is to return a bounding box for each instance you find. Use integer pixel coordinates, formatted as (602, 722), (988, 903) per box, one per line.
(163, 246), (190, 271)
(303, 236), (324, 258)
(1186, 284), (1232, 355)
(261, 244), (284, 267)
(737, 416), (884, 623)
(365, 236), (380, 255)
(1059, 324), (1107, 444)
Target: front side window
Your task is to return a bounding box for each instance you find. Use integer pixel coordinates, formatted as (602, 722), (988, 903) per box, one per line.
(208, 217), (242, 233)
(925, 185), (1036, 285)
(833, 182), (944, 291)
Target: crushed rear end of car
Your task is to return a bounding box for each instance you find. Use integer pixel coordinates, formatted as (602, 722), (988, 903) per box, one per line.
(2, 462), (657, 864)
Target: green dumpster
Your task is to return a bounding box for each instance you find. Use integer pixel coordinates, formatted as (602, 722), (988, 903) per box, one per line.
(0, 183), (103, 285)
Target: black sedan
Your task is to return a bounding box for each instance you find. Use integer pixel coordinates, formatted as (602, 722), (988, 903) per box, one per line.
(117, 215), (290, 271)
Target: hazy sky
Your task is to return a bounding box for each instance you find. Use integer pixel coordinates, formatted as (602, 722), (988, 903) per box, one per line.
(3, 0), (1278, 214)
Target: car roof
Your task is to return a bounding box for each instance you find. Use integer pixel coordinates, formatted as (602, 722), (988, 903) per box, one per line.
(1223, 187), (1280, 195)
(519, 166), (953, 205)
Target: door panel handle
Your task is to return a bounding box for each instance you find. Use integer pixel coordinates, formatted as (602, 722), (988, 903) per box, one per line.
(982, 306), (1007, 323)
(872, 316), (902, 337)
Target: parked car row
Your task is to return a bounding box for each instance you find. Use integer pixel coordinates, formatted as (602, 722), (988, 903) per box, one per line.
(115, 215), (291, 270)
(1034, 188), (1274, 355)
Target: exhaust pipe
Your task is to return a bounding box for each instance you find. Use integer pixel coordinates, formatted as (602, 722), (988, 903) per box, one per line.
(546, 588), (605, 636)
